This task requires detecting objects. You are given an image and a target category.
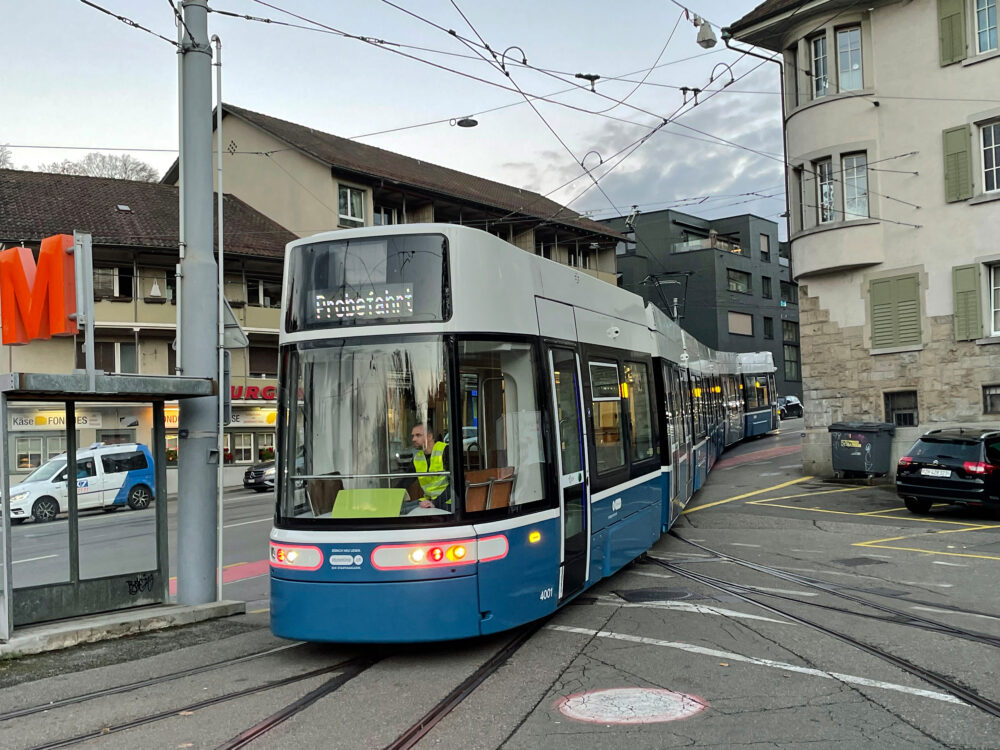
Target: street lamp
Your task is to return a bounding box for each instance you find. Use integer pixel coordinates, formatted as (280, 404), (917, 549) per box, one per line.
(693, 16), (717, 48)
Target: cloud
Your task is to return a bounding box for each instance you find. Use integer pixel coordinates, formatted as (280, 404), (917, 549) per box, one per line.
(498, 68), (789, 234)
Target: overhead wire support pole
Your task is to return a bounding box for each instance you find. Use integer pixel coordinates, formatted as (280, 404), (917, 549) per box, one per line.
(213, 33), (225, 603)
(177, 0), (220, 605)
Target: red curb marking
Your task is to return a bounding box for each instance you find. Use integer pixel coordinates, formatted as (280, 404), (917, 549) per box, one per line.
(169, 559), (269, 595)
(714, 443), (801, 470)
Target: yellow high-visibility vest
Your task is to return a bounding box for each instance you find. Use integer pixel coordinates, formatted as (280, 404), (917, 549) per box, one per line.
(413, 441), (449, 502)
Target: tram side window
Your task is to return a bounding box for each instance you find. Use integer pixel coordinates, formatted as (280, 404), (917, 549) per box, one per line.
(458, 340), (545, 513)
(752, 375), (771, 407)
(691, 375), (707, 441)
(624, 361), (655, 463)
(743, 375), (760, 410)
(589, 361), (625, 473)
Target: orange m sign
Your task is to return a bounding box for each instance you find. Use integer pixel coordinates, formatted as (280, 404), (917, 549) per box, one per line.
(0, 234), (78, 345)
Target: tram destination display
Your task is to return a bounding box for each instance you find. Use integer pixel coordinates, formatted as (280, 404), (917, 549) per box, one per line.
(286, 233), (449, 330)
(313, 283), (414, 321)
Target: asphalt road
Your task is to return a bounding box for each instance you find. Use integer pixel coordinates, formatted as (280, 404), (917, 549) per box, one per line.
(4, 420), (1000, 749)
(2, 486), (274, 607)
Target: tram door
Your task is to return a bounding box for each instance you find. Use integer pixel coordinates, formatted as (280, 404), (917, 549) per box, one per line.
(549, 348), (590, 601)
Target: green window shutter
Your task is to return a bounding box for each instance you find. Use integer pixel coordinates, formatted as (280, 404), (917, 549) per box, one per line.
(953, 264), (983, 340)
(895, 275), (922, 346)
(943, 125), (973, 203)
(870, 278), (897, 348)
(871, 274), (922, 349)
(938, 0), (967, 65)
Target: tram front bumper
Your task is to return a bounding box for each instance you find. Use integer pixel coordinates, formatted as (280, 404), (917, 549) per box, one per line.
(270, 574), (482, 643)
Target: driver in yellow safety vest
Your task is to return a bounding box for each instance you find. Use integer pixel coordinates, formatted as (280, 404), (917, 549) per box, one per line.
(409, 423), (451, 509)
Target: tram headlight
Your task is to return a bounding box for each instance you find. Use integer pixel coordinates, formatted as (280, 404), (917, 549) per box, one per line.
(409, 548), (426, 563)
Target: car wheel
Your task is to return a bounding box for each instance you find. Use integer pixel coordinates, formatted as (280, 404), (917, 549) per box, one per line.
(127, 485), (153, 510)
(904, 497), (932, 514)
(31, 496), (60, 522)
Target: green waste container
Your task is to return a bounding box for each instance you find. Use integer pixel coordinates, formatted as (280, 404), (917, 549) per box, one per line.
(828, 422), (896, 476)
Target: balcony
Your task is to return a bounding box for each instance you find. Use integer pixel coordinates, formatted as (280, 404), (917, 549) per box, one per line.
(672, 237), (743, 255)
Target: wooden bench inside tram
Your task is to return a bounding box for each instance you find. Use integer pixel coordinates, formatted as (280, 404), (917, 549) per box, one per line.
(464, 467), (515, 512)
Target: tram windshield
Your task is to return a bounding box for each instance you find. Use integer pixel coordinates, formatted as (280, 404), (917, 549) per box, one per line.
(278, 337), (453, 523)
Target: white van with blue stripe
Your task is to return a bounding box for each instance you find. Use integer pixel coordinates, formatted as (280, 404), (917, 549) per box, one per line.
(3, 443), (155, 524)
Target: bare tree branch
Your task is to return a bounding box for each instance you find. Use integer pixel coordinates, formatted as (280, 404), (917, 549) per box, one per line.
(37, 152), (159, 181)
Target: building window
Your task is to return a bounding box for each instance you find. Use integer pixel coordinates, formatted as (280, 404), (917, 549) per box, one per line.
(15, 437), (43, 470)
(978, 0), (998, 54)
(984, 122), (999, 193)
(248, 346), (278, 378)
(77, 341), (137, 373)
(816, 159), (835, 223)
(984, 385), (1000, 414)
(93, 265), (134, 301)
(870, 274), (921, 349)
(842, 153), (869, 218)
(258, 432), (276, 461)
(780, 281), (798, 306)
(247, 277), (282, 308)
(231, 432), (253, 463)
(837, 27), (862, 91)
(885, 390), (919, 427)
(811, 35), (829, 98)
(783, 320), (800, 343)
(373, 205), (396, 226)
(763, 317), (774, 339)
(728, 311), (753, 336)
(760, 233), (771, 262)
(338, 185), (365, 227)
(727, 269), (751, 293)
(783, 345), (801, 381)
(762, 276), (772, 299)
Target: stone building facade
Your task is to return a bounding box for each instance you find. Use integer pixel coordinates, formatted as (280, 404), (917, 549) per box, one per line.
(730, 0), (1000, 475)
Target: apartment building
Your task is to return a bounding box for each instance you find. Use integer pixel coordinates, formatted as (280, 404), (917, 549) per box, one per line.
(603, 208), (802, 399)
(729, 0), (1000, 473)
(0, 109), (621, 483)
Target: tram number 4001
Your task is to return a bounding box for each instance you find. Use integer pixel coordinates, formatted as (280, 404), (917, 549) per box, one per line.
(539, 587), (554, 600)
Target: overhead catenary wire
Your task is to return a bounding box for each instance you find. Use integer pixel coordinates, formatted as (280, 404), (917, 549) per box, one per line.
(77, 0), (180, 48)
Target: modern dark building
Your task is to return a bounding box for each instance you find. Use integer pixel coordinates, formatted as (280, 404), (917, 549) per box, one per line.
(602, 209), (801, 399)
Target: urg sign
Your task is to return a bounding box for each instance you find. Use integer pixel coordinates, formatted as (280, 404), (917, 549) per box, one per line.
(0, 234), (77, 345)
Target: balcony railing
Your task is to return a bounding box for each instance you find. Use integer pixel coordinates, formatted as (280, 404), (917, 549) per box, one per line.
(672, 238), (743, 255)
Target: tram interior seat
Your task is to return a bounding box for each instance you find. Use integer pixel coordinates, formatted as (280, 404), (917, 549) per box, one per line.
(464, 467), (515, 512)
(307, 475), (343, 516)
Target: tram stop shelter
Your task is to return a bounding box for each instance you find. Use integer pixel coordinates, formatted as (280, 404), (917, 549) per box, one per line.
(0, 371), (245, 654)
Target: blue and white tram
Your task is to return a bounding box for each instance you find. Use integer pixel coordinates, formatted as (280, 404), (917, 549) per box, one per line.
(269, 224), (776, 643)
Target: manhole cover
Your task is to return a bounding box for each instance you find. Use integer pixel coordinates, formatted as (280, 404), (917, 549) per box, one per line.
(556, 687), (708, 724)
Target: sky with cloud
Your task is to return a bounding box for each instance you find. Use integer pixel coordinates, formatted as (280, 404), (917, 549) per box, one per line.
(4, 0), (785, 233)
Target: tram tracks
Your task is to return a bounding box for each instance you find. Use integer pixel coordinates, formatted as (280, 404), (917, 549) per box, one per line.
(647, 537), (1000, 719)
(20, 655), (372, 750)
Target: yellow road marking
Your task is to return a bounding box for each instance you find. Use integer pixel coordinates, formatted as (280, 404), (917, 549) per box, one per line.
(682, 476), (812, 514)
(249, 607), (270, 614)
(854, 540), (1000, 561)
(749, 486), (865, 503)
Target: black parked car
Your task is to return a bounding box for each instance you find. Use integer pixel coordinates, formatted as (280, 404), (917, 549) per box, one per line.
(895, 427), (1000, 513)
(777, 395), (803, 419)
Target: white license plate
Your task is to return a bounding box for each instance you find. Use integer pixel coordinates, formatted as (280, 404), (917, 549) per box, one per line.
(920, 468), (951, 477)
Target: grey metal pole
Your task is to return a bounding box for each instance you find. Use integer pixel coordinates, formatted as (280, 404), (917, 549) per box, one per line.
(177, 0), (219, 604)
(212, 34), (225, 602)
(66, 402), (79, 585)
(0, 394), (11, 641)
